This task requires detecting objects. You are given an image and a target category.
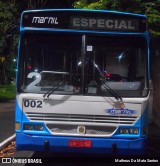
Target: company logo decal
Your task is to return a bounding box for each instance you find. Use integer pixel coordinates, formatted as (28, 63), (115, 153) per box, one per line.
(32, 17), (58, 24)
(105, 108), (136, 115)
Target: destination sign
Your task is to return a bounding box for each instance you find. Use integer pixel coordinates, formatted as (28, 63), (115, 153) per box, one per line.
(71, 17), (139, 31)
(22, 11), (147, 32)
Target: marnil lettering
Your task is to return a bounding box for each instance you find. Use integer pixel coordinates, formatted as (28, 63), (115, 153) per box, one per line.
(32, 17), (58, 24)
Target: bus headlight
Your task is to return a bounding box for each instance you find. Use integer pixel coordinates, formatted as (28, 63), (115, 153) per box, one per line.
(119, 128), (129, 134)
(119, 128), (139, 134)
(24, 124), (34, 130)
(130, 128), (139, 134)
(23, 123), (44, 131)
(35, 124), (44, 131)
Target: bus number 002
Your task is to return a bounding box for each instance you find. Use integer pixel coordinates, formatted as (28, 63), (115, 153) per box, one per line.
(24, 100), (42, 108)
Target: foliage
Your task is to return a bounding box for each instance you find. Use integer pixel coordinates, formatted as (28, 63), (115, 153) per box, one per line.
(74, 0), (107, 9)
(0, 1), (18, 55)
(0, 1), (18, 85)
(0, 84), (16, 100)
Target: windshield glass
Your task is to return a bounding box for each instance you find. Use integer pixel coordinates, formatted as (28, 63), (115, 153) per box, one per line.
(18, 33), (148, 97)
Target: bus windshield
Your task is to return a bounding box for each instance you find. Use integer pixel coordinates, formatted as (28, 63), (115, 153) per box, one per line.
(18, 32), (147, 97)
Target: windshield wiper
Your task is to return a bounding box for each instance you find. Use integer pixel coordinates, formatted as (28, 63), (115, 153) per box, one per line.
(89, 59), (125, 107)
(43, 81), (64, 99)
(100, 78), (123, 103)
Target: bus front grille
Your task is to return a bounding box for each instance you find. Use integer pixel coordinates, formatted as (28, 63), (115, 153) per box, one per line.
(25, 112), (138, 136)
(25, 112), (138, 125)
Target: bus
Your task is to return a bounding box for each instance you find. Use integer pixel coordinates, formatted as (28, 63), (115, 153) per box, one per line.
(15, 9), (150, 156)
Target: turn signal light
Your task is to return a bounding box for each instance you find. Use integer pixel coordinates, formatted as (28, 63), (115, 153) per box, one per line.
(15, 122), (20, 130)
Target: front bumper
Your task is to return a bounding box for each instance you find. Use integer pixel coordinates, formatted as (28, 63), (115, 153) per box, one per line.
(16, 133), (146, 156)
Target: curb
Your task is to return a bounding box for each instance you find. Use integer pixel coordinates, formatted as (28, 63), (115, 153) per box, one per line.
(0, 134), (15, 151)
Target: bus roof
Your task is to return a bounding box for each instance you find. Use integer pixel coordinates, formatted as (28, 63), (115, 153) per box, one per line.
(22, 9), (147, 19)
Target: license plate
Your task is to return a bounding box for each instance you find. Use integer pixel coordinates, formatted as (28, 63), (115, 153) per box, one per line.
(69, 140), (92, 148)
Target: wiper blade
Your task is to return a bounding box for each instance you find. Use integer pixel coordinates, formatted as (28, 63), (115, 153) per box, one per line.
(100, 78), (123, 103)
(43, 81), (64, 99)
(89, 59), (124, 107)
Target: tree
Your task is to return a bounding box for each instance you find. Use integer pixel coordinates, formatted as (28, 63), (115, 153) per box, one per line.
(0, 1), (18, 84)
(10, 0), (75, 11)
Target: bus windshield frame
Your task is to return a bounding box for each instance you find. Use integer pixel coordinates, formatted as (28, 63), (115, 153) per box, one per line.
(17, 32), (148, 98)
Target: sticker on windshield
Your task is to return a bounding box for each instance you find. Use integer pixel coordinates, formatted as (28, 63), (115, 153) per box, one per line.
(87, 45), (93, 52)
(105, 108), (136, 115)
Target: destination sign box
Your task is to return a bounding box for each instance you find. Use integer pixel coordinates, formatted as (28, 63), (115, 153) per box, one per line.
(71, 17), (139, 31)
(22, 10), (147, 32)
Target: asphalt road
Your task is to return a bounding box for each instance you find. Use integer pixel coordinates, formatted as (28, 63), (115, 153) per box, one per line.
(0, 100), (15, 143)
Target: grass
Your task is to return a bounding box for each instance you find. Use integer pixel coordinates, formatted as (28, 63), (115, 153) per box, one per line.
(0, 84), (16, 100)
